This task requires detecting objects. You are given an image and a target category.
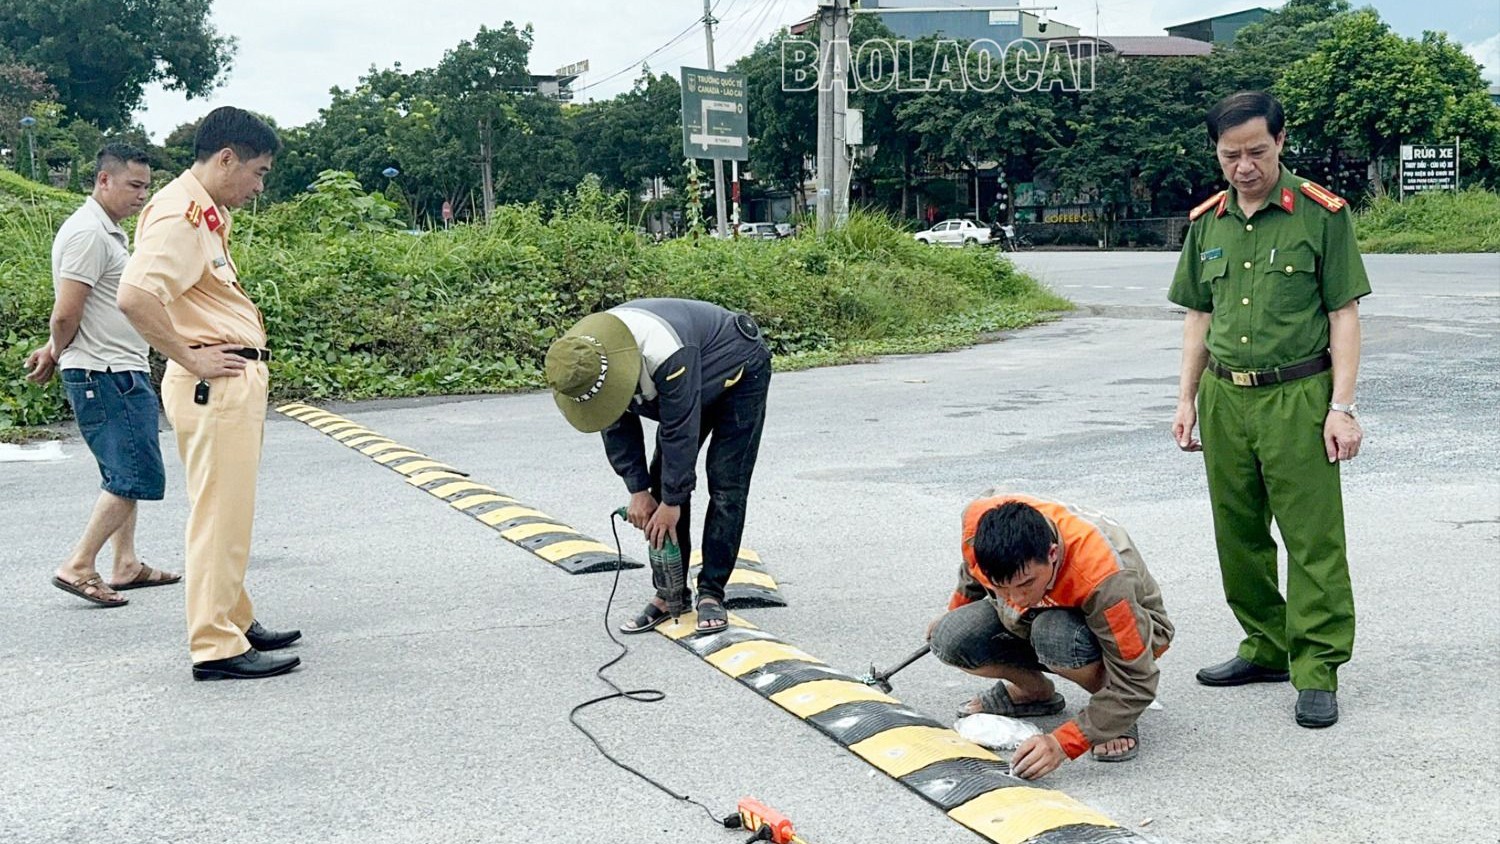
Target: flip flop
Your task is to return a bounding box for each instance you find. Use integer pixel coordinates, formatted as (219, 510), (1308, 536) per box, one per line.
(1092, 723), (1140, 763)
(957, 682), (1066, 720)
(620, 601), (672, 635)
(110, 564), (182, 591)
(694, 598), (728, 633)
(52, 574), (128, 607)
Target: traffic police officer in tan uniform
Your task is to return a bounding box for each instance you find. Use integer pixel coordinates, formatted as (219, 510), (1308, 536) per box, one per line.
(1169, 91), (1368, 728)
(118, 107), (301, 681)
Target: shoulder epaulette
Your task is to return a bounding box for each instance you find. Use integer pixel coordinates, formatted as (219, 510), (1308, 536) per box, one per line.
(1299, 181), (1347, 213)
(1189, 190), (1228, 221)
(184, 201), (203, 227)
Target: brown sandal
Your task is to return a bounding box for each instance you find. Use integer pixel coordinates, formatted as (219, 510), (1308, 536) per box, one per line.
(52, 574), (129, 607)
(109, 564), (182, 590)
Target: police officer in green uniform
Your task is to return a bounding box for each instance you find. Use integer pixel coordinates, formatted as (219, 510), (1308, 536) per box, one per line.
(1168, 91), (1368, 729)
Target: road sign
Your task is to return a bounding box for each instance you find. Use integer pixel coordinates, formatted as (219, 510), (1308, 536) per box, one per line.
(680, 67), (748, 161)
(1400, 142), (1458, 194)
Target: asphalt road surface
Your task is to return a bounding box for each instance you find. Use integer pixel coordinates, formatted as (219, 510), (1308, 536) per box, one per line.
(3, 251), (1496, 844)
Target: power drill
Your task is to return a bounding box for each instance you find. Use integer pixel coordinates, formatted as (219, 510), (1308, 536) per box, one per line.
(724, 798), (811, 844)
(613, 506), (689, 616)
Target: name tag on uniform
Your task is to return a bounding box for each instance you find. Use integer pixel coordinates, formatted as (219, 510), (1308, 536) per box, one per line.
(212, 257), (228, 268)
(1199, 247), (1223, 262)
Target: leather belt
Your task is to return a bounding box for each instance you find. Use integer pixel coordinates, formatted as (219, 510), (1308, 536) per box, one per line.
(1207, 351), (1330, 387)
(191, 345), (272, 362)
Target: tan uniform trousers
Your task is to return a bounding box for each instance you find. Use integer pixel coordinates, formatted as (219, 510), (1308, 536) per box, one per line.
(161, 360), (267, 662)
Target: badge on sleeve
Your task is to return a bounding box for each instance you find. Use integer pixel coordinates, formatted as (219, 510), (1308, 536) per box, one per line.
(185, 202), (203, 227)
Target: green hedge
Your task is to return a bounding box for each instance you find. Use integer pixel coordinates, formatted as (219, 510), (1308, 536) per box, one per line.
(1356, 188), (1500, 253)
(1, 172), (1068, 429)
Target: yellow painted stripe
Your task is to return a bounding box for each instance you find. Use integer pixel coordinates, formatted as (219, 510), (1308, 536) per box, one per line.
(450, 494), (517, 511)
(770, 679), (897, 718)
(499, 522), (578, 541)
(316, 421), (365, 435)
(405, 470), (470, 486)
(425, 481), (496, 498)
(706, 641), (824, 678)
(295, 411), (344, 425)
(477, 506), (550, 526)
(690, 547), (763, 565)
(390, 459), (457, 475)
(727, 569), (778, 590)
(849, 726), (999, 778)
(947, 787), (1119, 844)
(275, 402), (310, 414)
(329, 426), (375, 440)
(658, 613), (756, 640)
(533, 539), (615, 562)
(360, 442), (409, 456)
(343, 435), (391, 448)
(373, 450), (425, 464)
(309, 416), (356, 430)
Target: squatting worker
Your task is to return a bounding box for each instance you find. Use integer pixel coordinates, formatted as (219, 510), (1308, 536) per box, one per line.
(1169, 91), (1369, 728)
(545, 298), (771, 635)
(929, 494), (1173, 780)
(117, 107), (302, 681)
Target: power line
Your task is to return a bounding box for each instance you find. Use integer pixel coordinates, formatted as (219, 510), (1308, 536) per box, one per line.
(574, 0), (736, 94)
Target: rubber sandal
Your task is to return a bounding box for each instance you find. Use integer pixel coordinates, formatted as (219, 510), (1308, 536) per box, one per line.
(619, 601), (671, 635)
(52, 574), (128, 607)
(694, 598), (728, 633)
(1092, 723), (1139, 763)
(110, 564), (182, 590)
(957, 682), (1065, 719)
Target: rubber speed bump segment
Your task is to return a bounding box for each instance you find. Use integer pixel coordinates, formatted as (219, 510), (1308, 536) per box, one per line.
(688, 547), (787, 608)
(652, 612), (1147, 844)
(277, 402), (640, 575)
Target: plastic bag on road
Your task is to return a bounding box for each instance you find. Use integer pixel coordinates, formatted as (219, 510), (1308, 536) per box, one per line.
(954, 713), (1042, 751)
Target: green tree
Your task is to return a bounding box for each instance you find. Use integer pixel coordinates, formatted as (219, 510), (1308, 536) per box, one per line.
(0, 0), (236, 128)
(1277, 11), (1465, 193)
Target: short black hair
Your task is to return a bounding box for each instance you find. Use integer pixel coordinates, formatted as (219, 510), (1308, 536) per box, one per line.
(972, 501), (1054, 585)
(96, 142), (150, 174)
(1206, 91), (1285, 144)
(193, 106), (281, 163)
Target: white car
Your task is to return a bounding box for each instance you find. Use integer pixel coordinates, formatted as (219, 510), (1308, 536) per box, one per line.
(914, 219), (992, 247)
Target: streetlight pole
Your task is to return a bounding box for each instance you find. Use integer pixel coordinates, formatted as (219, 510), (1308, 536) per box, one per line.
(19, 116), (37, 182)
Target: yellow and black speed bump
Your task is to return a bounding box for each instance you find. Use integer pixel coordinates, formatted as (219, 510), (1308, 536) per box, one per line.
(653, 614), (1146, 844)
(276, 403), (641, 575)
(279, 402), (1142, 842)
(688, 548), (787, 608)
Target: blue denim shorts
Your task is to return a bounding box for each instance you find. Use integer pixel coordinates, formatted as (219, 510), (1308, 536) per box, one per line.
(931, 601), (1103, 672)
(61, 369), (166, 501)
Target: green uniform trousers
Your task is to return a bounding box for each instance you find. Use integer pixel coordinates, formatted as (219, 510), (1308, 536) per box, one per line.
(1199, 369), (1354, 691)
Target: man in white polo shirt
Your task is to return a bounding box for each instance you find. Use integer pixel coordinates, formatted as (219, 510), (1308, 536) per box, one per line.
(25, 143), (182, 607)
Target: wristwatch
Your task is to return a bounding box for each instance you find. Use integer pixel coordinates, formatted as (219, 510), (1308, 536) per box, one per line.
(1329, 401), (1357, 417)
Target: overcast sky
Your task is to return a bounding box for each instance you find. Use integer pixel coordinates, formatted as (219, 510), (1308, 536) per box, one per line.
(137, 0), (1500, 141)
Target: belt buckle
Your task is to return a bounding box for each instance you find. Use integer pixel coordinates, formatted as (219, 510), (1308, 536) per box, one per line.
(1230, 370), (1254, 387)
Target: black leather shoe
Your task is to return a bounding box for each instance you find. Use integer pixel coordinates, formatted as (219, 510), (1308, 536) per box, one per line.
(245, 620), (301, 651)
(1295, 689), (1339, 728)
(1196, 656), (1290, 686)
(192, 648), (300, 681)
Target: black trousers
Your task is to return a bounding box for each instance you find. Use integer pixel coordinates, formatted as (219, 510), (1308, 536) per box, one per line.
(649, 352), (770, 604)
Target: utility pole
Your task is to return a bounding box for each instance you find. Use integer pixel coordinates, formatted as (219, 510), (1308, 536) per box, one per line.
(815, 0), (851, 233)
(703, 0), (730, 238)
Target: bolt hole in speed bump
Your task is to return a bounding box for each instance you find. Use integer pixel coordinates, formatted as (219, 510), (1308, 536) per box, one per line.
(279, 403), (1144, 843)
(654, 615), (1147, 844)
(276, 403), (640, 574)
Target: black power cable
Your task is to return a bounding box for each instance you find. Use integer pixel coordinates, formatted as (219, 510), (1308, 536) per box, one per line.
(566, 511), (723, 827)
